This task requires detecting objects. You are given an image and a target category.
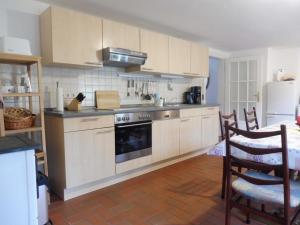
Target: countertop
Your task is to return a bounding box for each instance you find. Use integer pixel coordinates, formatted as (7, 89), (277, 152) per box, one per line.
(45, 104), (219, 118)
(0, 135), (41, 155)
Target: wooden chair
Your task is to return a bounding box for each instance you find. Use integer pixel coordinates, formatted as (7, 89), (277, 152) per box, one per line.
(224, 122), (300, 225)
(244, 107), (259, 131)
(219, 110), (239, 199)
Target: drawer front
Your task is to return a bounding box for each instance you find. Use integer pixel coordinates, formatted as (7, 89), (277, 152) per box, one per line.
(202, 107), (219, 116)
(180, 108), (202, 118)
(64, 115), (114, 132)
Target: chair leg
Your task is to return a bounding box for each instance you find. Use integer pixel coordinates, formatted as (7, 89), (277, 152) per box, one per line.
(246, 199), (251, 224)
(221, 156), (226, 199)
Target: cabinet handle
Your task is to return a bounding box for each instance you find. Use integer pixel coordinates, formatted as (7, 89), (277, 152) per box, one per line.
(183, 72), (192, 75)
(207, 108), (215, 110)
(81, 118), (98, 122)
(142, 67), (153, 71)
(181, 118), (190, 122)
(96, 129), (114, 135)
(85, 61), (103, 66)
(202, 116), (210, 119)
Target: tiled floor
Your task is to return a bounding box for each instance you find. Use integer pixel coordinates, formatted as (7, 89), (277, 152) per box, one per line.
(49, 155), (269, 225)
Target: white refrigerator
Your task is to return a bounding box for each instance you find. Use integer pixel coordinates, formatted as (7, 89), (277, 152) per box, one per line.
(266, 81), (299, 125)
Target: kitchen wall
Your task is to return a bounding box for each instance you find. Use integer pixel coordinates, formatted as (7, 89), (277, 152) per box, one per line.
(0, 6), (204, 109)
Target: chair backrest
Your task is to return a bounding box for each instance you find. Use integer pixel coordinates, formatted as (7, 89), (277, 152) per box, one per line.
(244, 107), (259, 131)
(219, 110), (238, 140)
(225, 121), (290, 211)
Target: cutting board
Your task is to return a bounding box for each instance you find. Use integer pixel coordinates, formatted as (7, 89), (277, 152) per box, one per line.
(96, 91), (120, 109)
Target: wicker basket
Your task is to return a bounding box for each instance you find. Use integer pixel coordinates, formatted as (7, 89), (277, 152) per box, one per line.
(4, 107), (36, 130)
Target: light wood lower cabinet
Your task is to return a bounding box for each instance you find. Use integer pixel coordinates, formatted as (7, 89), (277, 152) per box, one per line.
(64, 127), (115, 188)
(179, 116), (202, 154)
(152, 119), (180, 163)
(201, 114), (219, 148)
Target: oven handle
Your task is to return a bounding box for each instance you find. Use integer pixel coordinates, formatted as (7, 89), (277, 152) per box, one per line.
(116, 122), (152, 128)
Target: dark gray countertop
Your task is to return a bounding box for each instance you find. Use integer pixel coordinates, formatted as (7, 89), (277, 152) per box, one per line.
(0, 135), (41, 155)
(45, 104), (219, 118)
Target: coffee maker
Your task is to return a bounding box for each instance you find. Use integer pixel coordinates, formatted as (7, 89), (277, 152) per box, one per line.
(191, 86), (201, 104)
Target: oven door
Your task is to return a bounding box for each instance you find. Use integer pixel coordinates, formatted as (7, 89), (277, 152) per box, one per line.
(115, 121), (152, 163)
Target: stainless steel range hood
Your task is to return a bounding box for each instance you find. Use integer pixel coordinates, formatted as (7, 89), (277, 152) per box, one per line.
(102, 47), (147, 67)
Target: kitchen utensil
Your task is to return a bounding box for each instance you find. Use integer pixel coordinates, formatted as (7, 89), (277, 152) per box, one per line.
(0, 94), (5, 136)
(95, 90), (120, 109)
(67, 92), (86, 111)
(127, 80), (130, 97)
(76, 92), (86, 102)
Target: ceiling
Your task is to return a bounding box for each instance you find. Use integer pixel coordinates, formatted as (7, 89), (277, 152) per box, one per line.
(40, 0), (300, 51)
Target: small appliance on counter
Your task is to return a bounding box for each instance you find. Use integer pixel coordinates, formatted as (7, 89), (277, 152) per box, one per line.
(184, 92), (194, 104)
(185, 86), (201, 104)
(191, 86), (201, 104)
(67, 93), (85, 111)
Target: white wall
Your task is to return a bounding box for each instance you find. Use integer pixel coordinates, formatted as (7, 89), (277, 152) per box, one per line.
(267, 47), (300, 82)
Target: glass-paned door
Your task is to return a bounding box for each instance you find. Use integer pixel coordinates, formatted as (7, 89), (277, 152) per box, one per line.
(228, 57), (261, 128)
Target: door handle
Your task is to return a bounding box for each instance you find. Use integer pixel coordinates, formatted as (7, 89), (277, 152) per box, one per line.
(96, 129), (114, 135)
(81, 118), (99, 122)
(142, 67), (153, 71)
(85, 61), (103, 66)
(181, 118), (190, 122)
(253, 91), (260, 102)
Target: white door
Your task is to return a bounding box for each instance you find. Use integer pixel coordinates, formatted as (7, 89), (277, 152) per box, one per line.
(227, 57), (262, 128)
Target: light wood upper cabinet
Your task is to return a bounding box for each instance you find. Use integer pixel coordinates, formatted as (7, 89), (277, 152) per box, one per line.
(140, 29), (169, 73)
(179, 116), (202, 154)
(152, 119), (180, 163)
(191, 42), (209, 77)
(102, 19), (140, 51)
(40, 6), (103, 67)
(64, 127), (115, 188)
(169, 36), (191, 75)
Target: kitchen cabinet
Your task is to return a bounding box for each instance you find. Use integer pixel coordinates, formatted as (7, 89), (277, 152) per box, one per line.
(191, 42), (209, 77)
(64, 127), (115, 188)
(139, 29), (169, 73)
(169, 36), (191, 75)
(103, 19), (140, 51)
(169, 37), (209, 77)
(201, 114), (219, 148)
(152, 119), (180, 162)
(179, 116), (202, 154)
(40, 6), (103, 67)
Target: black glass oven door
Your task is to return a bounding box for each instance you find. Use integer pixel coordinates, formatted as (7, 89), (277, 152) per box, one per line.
(115, 121), (152, 163)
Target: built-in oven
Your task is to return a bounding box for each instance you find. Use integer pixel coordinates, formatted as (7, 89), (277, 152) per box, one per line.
(115, 112), (153, 163)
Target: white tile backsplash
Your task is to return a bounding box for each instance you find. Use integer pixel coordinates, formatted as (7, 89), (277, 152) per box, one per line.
(1, 64), (204, 109)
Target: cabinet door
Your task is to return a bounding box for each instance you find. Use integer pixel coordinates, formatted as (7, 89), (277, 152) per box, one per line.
(103, 19), (140, 51)
(191, 42), (209, 76)
(169, 36), (191, 75)
(201, 115), (219, 148)
(152, 119), (180, 163)
(180, 116), (202, 154)
(140, 29), (169, 73)
(64, 127), (115, 188)
(42, 6), (103, 66)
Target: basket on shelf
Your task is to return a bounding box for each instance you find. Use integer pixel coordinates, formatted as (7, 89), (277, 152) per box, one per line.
(4, 107), (36, 130)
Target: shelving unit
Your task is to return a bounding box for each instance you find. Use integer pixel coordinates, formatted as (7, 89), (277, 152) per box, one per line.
(0, 53), (47, 174)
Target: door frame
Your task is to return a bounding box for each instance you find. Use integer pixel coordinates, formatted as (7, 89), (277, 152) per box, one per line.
(225, 55), (263, 128)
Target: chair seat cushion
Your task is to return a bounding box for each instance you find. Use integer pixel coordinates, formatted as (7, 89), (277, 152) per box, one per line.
(232, 171), (300, 208)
